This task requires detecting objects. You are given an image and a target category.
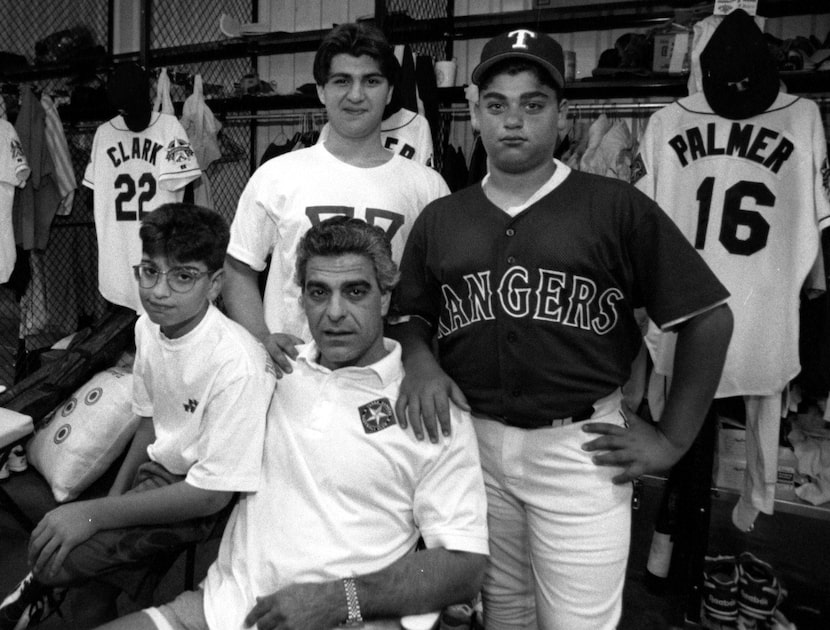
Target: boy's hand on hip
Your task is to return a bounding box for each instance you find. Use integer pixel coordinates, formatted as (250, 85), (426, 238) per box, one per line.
(580, 408), (684, 484)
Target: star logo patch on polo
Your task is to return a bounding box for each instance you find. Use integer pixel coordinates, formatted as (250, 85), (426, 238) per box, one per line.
(358, 398), (396, 434)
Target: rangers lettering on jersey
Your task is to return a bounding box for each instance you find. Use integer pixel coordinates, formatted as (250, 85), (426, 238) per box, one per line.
(667, 122), (794, 173)
(106, 138), (164, 167)
(437, 265), (622, 338)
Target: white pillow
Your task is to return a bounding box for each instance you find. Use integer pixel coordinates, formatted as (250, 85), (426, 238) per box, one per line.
(27, 367), (139, 503)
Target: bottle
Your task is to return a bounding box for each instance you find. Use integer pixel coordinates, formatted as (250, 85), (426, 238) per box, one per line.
(645, 479), (679, 593)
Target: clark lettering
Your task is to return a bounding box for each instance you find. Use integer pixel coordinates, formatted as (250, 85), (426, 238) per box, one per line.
(668, 122), (794, 173)
(438, 266), (623, 338)
(106, 138), (165, 168)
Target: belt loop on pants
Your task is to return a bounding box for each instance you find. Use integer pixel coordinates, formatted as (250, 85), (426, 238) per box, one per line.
(549, 406), (594, 428)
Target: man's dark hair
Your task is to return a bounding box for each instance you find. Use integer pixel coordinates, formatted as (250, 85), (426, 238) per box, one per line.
(313, 22), (399, 86)
(139, 203), (229, 271)
(477, 58), (564, 99)
(295, 216), (399, 293)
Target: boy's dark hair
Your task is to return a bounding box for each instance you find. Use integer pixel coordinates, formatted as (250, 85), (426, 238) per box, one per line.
(139, 203), (229, 271)
(313, 22), (399, 87)
(295, 216), (399, 293)
(477, 58), (564, 100)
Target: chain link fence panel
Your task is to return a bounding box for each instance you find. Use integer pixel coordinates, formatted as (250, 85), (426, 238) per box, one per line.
(0, 0), (259, 387)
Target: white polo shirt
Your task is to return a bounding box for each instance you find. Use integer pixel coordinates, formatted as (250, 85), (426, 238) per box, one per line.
(202, 339), (489, 630)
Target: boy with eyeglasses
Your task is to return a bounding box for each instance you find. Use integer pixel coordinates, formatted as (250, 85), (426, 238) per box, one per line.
(0, 203), (276, 630)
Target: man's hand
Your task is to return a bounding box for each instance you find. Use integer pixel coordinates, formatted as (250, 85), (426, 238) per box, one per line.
(263, 332), (304, 377)
(244, 582), (341, 630)
(28, 503), (99, 579)
(580, 408), (685, 484)
(395, 358), (469, 443)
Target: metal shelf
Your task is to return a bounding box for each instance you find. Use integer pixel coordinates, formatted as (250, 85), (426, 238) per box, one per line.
(4, 0), (827, 96)
(642, 475), (830, 522)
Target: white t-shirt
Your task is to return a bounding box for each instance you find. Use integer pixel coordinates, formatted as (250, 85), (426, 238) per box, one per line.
(132, 304), (275, 491)
(634, 92), (830, 396)
(83, 112), (201, 313)
(317, 108), (435, 166)
(0, 119), (30, 283)
(228, 143), (449, 341)
(202, 339), (489, 630)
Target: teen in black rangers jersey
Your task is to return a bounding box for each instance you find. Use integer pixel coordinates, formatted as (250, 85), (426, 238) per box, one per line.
(390, 30), (734, 630)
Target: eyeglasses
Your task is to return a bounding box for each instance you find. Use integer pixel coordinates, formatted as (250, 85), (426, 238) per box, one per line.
(132, 264), (212, 293)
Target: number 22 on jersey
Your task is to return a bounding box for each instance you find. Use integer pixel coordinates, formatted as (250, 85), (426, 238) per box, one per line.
(114, 172), (158, 221)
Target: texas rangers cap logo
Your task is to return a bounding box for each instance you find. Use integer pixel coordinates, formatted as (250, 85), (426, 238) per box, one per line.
(508, 29), (536, 50)
(358, 398), (396, 434)
(471, 28), (565, 89)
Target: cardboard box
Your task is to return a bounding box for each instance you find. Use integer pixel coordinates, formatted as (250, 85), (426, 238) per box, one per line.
(718, 424), (747, 460)
(652, 32), (691, 74)
(715, 457), (746, 491)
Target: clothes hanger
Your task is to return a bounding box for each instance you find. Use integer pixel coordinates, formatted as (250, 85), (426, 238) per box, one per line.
(271, 123), (288, 146)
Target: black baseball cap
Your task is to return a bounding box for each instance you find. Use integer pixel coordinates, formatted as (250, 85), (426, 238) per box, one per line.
(700, 9), (779, 120)
(471, 29), (565, 90)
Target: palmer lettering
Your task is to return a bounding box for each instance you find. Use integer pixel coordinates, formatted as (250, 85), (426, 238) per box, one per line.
(668, 122), (793, 173)
(438, 265), (622, 338)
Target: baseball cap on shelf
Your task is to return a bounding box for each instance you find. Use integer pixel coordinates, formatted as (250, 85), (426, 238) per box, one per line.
(700, 8), (779, 120)
(471, 29), (565, 90)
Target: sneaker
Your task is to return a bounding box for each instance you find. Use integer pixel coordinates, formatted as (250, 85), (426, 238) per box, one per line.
(702, 555), (739, 626)
(0, 574), (65, 630)
(7, 446), (27, 473)
(737, 552), (781, 627)
(12, 587), (66, 630)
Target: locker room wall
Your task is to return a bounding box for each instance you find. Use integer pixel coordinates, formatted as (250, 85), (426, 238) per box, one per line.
(251, 1), (830, 164)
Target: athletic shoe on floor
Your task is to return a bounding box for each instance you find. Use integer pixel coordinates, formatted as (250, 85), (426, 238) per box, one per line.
(736, 552), (782, 628)
(701, 555), (739, 627)
(0, 573), (65, 630)
(7, 446), (27, 473)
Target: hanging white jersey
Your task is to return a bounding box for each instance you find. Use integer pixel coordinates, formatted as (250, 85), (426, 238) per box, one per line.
(0, 119), (30, 283)
(316, 108), (435, 167)
(633, 92), (830, 396)
(83, 112), (201, 313)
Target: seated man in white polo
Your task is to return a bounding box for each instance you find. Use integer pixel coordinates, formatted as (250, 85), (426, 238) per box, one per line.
(99, 216), (489, 630)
